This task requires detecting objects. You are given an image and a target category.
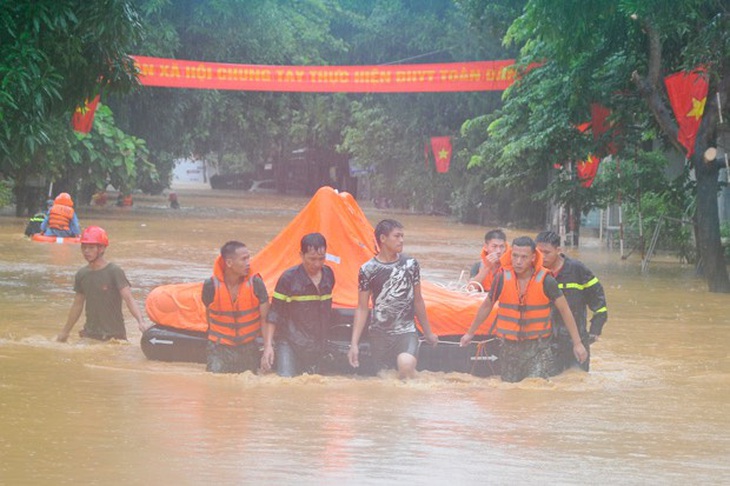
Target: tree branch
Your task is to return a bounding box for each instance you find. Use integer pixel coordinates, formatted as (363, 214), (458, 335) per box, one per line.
(630, 16), (684, 156)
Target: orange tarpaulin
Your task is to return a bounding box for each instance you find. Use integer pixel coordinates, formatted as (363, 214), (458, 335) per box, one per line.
(146, 187), (489, 336)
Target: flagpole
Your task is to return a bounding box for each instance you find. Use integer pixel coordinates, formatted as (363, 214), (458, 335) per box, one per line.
(717, 92), (730, 182)
(617, 157), (624, 258)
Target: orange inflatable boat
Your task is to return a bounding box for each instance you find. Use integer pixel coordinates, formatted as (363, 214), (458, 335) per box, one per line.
(142, 187), (499, 375)
(31, 233), (81, 244)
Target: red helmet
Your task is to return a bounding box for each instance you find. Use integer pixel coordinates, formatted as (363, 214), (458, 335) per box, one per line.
(80, 226), (109, 247)
(54, 192), (74, 207)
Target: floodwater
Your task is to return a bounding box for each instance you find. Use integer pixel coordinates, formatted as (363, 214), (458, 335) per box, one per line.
(1, 184), (728, 485)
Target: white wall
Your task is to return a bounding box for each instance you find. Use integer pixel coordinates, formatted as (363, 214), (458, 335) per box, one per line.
(172, 158), (215, 183)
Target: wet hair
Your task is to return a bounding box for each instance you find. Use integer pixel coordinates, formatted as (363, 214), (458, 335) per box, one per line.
(511, 236), (536, 252)
(220, 240), (246, 260)
(535, 231), (561, 248)
(484, 229), (506, 243)
(374, 219), (403, 243)
(301, 232), (327, 254)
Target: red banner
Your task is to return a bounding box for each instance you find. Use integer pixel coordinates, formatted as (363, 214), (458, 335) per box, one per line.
(430, 136), (452, 173)
(664, 68), (708, 157)
(132, 55), (521, 93)
(71, 95), (100, 133)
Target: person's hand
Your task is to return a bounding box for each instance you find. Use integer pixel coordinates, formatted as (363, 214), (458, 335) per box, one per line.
(485, 251), (500, 265)
(347, 344), (359, 368)
(425, 331), (438, 347)
(56, 332), (69, 343)
(261, 345), (275, 372)
(573, 342), (588, 363)
(459, 332), (473, 347)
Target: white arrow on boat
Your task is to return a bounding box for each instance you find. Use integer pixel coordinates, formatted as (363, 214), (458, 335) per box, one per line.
(149, 337), (174, 345)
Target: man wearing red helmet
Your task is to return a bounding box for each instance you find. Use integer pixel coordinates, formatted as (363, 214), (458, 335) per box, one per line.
(56, 226), (148, 342)
(41, 193), (81, 238)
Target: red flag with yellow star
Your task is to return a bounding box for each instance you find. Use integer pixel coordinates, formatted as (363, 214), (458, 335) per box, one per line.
(576, 155), (600, 188)
(430, 136), (452, 173)
(71, 95), (100, 133)
(664, 69), (708, 157)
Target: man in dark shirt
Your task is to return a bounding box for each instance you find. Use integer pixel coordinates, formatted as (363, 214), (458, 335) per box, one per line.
(536, 231), (608, 373)
(262, 233), (335, 376)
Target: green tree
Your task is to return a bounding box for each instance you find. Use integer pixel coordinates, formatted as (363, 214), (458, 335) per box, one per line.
(464, 0), (730, 292)
(0, 0), (143, 215)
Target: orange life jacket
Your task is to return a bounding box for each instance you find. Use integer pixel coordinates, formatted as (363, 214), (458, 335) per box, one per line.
(495, 256), (553, 341)
(48, 204), (75, 231)
(207, 275), (262, 346)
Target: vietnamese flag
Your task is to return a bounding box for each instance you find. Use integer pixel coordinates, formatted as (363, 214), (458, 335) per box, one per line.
(664, 69), (708, 157)
(72, 95), (100, 133)
(430, 136), (452, 173)
(590, 103), (619, 155)
(576, 155), (600, 188)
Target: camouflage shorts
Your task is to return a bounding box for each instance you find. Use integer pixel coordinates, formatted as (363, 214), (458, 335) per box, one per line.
(499, 338), (554, 383)
(206, 341), (260, 374)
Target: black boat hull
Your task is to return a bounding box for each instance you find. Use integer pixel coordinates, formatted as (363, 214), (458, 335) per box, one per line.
(141, 324), (500, 377)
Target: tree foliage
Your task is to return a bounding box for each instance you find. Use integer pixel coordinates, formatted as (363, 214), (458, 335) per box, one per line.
(463, 0), (730, 291)
(0, 0), (144, 214)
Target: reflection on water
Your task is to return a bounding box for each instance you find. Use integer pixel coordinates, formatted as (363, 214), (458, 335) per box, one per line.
(1, 185), (728, 484)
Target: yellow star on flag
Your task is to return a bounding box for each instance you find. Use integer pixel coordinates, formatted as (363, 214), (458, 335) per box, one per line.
(686, 97), (706, 120)
(438, 148), (449, 160)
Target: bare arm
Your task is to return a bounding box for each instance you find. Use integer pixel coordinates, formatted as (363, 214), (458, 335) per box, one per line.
(460, 294), (494, 346)
(348, 290), (371, 368)
(413, 284), (437, 345)
(57, 293), (85, 342)
(554, 295), (588, 363)
(119, 286), (148, 333)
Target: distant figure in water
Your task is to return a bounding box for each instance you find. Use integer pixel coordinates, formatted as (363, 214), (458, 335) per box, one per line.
(24, 199), (54, 236)
(41, 192), (80, 237)
(91, 190), (108, 206)
(116, 193), (133, 207)
(169, 192), (180, 209)
(202, 241), (269, 374)
(460, 236), (587, 383)
(348, 219), (438, 379)
(56, 226), (148, 342)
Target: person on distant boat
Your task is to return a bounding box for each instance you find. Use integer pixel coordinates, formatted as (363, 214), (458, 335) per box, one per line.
(535, 231), (608, 374)
(262, 233), (335, 376)
(467, 229), (508, 292)
(41, 192), (81, 238)
(460, 236), (587, 383)
(202, 240), (269, 374)
(24, 199), (54, 237)
(56, 226), (148, 342)
(348, 219), (438, 379)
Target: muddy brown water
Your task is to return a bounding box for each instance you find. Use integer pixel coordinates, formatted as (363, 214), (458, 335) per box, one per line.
(1, 184), (728, 484)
